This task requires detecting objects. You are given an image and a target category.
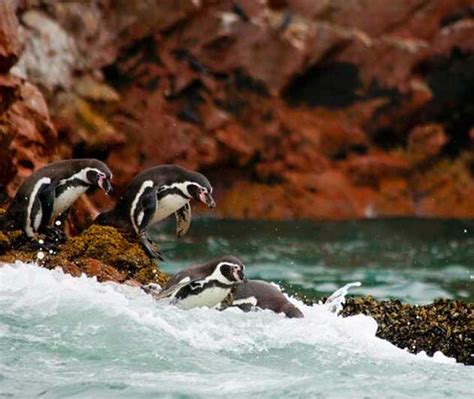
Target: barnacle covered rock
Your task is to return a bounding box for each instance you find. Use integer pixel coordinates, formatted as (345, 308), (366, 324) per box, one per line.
(342, 296), (474, 366)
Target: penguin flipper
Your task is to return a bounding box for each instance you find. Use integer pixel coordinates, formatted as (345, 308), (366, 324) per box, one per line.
(149, 277), (204, 302)
(137, 186), (157, 232)
(147, 280), (194, 301)
(37, 183), (56, 232)
(175, 203), (191, 238)
(139, 232), (166, 261)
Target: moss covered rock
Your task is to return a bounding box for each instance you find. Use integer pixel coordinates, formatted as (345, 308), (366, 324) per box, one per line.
(341, 296), (474, 365)
(0, 224), (168, 286)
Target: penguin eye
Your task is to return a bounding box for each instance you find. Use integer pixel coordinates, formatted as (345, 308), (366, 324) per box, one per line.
(86, 170), (98, 183)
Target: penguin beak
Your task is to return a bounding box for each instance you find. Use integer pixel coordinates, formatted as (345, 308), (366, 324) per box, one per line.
(99, 177), (113, 195)
(199, 191), (216, 209)
(234, 268), (246, 282)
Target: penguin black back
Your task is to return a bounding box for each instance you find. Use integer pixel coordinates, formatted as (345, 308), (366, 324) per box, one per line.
(95, 164), (215, 257)
(231, 280), (304, 318)
(1, 159), (112, 236)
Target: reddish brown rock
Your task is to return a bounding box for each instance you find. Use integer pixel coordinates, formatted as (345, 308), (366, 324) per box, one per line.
(343, 152), (410, 186)
(373, 178), (415, 217)
(58, 257), (128, 283)
(1, 0), (474, 222)
(432, 20), (474, 55)
(411, 158), (474, 218)
(0, 75), (58, 197)
(0, 0), (20, 73)
(407, 123), (448, 165)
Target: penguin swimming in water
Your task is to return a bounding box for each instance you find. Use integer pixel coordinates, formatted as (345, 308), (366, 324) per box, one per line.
(229, 280), (304, 318)
(144, 255), (247, 310)
(0, 159), (112, 238)
(95, 164), (215, 260)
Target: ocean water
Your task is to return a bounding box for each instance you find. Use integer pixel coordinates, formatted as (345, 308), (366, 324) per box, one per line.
(1, 219), (473, 398)
(158, 219), (474, 303)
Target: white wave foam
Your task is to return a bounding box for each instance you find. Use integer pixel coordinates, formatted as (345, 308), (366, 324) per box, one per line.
(0, 261), (457, 365)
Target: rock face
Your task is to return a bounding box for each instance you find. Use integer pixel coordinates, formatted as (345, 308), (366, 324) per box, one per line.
(1, 0), (474, 220)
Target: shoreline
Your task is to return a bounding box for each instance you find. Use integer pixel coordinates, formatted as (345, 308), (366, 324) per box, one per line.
(0, 224), (472, 366)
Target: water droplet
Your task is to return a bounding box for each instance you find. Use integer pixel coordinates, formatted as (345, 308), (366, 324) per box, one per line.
(37, 251), (45, 260)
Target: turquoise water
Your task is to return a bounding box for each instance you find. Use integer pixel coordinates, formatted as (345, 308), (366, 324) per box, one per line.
(158, 219), (474, 303)
(0, 219), (473, 398)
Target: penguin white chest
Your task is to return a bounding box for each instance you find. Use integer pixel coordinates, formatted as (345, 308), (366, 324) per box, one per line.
(51, 186), (88, 221)
(151, 195), (189, 225)
(176, 286), (231, 310)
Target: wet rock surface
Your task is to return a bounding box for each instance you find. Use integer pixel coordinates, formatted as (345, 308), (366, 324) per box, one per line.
(0, 224), (168, 286)
(341, 296), (474, 366)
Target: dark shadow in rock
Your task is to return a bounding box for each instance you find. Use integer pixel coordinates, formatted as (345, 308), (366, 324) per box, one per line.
(416, 49), (474, 157)
(283, 62), (360, 108)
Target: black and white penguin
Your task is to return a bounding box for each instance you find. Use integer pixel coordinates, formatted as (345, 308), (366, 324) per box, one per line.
(95, 165), (215, 259)
(145, 255), (247, 310)
(230, 280), (304, 318)
(0, 159), (112, 238)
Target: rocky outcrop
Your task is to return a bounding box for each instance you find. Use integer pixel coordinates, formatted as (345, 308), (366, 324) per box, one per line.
(1, 0), (474, 220)
(0, 0), (20, 73)
(0, 224), (168, 286)
(342, 296), (473, 366)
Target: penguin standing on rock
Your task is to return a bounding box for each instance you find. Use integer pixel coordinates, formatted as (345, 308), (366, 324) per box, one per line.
(0, 159), (113, 239)
(95, 165), (216, 260)
(143, 255), (247, 309)
(229, 280), (304, 318)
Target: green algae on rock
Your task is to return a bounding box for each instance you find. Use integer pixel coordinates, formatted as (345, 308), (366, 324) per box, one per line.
(341, 296), (474, 366)
(56, 225), (168, 286)
(0, 224), (168, 286)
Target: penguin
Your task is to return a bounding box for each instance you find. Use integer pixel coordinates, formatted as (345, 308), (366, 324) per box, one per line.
(229, 280), (304, 318)
(144, 255), (247, 310)
(0, 159), (112, 238)
(95, 165), (215, 260)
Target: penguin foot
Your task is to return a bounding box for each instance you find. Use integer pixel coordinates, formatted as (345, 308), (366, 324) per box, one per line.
(23, 234), (58, 253)
(43, 226), (67, 245)
(139, 234), (166, 262)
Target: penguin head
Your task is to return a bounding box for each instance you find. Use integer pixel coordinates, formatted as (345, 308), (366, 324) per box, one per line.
(186, 181), (216, 209)
(161, 166), (215, 208)
(180, 170), (215, 209)
(213, 256), (247, 285)
(84, 161), (113, 195)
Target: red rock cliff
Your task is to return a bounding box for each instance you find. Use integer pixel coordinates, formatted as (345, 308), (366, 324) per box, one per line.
(1, 0), (474, 221)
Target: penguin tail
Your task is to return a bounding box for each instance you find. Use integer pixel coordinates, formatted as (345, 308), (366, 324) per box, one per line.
(94, 210), (114, 226)
(282, 303), (305, 319)
(94, 209), (132, 233)
(0, 213), (6, 230)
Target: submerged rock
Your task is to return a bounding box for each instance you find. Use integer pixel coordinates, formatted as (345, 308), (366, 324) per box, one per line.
(0, 224), (168, 286)
(341, 296), (474, 366)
